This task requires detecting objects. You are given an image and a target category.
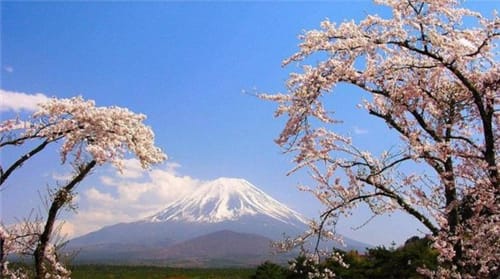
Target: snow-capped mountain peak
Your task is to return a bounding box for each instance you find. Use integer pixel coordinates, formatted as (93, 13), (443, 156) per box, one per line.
(68, 178), (370, 264)
(148, 177), (307, 225)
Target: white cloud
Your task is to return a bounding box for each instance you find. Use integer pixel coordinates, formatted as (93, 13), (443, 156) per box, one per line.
(57, 221), (76, 239)
(353, 126), (368, 135)
(0, 89), (50, 112)
(4, 66), (14, 73)
(65, 160), (201, 238)
(51, 171), (74, 182)
(117, 159), (145, 179)
(165, 162), (182, 173)
(85, 188), (116, 204)
(2, 220), (74, 246)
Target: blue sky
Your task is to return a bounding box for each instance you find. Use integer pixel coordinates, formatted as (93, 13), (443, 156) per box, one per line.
(1, 1), (498, 246)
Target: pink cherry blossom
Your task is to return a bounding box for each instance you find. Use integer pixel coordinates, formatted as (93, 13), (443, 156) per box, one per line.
(263, 0), (499, 277)
(1, 96), (166, 278)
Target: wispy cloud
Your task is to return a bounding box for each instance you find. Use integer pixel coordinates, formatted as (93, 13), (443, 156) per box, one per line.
(0, 89), (49, 112)
(353, 126), (368, 135)
(51, 171), (74, 182)
(65, 160), (202, 237)
(3, 66), (14, 73)
(118, 158), (146, 179)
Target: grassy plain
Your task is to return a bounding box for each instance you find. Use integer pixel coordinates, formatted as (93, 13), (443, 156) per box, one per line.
(70, 264), (255, 279)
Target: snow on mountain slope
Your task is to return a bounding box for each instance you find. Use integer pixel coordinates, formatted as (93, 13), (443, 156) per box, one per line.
(148, 177), (307, 226)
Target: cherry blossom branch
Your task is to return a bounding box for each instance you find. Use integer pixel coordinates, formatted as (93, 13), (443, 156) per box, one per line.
(314, 192), (388, 253)
(0, 139), (51, 186)
(359, 176), (439, 235)
(368, 109), (446, 167)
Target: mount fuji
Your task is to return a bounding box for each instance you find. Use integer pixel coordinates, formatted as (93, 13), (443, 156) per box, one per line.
(148, 178), (307, 228)
(67, 178), (369, 266)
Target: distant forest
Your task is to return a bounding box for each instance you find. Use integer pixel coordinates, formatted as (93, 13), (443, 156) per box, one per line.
(252, 236), (438, 279)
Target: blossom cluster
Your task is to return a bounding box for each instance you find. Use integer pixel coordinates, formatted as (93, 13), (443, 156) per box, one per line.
(30, 96), (166, 169)
(1, 224), (38, 278)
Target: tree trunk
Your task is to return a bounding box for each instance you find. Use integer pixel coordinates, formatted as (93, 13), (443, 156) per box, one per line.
(34, 160), (96, 279)
(0, 236), (5, 276)
(443, 156), (463, 272)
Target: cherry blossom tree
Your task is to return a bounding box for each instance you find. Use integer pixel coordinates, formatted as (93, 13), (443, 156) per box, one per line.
(0, 96), (166, 278)
(263, 0), (499, 278)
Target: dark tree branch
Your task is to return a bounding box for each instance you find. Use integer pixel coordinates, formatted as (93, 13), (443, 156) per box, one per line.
(34, 160), (96, 279)
(360, 176), (439, 235)
(0, 140), (51, 186)
(315, 192), (387, 253)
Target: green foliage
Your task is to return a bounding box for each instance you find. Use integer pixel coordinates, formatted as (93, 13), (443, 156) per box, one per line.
(282, 236), (438, 279)
(335, 236), (438, 279)
(251, 261), (287, 279)
(326, 250), (371, 279)
(69, 265), (254, 279)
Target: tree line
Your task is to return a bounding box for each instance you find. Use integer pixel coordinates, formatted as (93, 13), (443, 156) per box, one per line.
(253, 236), (438, 279)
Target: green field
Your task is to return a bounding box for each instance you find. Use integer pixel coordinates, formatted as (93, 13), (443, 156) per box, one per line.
(69, 265), (255, 279)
